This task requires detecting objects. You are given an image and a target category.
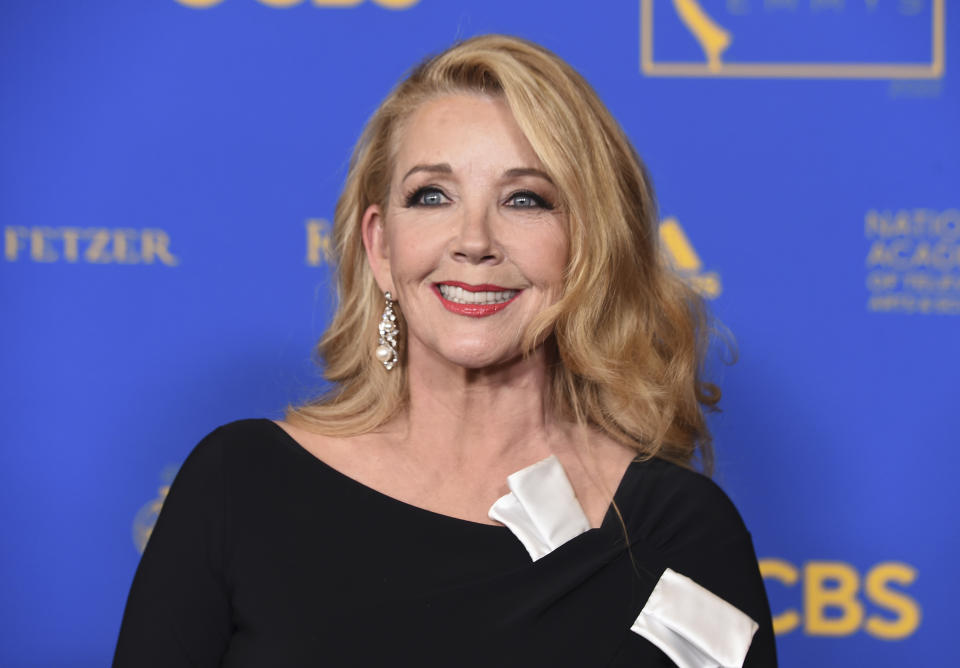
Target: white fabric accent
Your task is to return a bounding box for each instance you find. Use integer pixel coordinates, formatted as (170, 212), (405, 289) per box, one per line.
(490, 457), (758, 665)
(487, 455), (591, 561)
(630, 568), (759, 668)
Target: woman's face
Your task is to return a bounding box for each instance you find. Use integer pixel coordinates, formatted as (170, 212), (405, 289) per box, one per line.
(362, 93), (568, 371)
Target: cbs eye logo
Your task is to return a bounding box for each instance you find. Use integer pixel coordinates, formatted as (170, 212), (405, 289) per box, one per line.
(175, 0), (418, 8)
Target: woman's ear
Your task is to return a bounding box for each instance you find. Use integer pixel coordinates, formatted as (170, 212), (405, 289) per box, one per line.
(361, 204), (394, 294)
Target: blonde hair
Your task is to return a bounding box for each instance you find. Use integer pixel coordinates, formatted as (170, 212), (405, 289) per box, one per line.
(288, 34), (722, 473)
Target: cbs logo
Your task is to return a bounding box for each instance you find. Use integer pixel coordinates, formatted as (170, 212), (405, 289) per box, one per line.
(761, 559), (920, 639)
(175, 0), (418, 8)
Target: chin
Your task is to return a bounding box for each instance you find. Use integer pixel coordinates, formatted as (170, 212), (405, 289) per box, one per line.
(438, 345), (523, 371)
(445, 354), (505, 371)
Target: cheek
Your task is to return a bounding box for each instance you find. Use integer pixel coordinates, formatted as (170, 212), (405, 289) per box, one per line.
(386, 228), (439, 279)
(530, 229), (568, 288)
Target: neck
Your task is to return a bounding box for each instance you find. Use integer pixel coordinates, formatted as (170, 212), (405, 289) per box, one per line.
(388, 341), (563, 471)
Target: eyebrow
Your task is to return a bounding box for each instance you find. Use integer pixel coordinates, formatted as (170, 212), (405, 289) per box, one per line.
(503, 167), (553, 184)
(401, 164), (554, 184)
(401, 163), (452, 183)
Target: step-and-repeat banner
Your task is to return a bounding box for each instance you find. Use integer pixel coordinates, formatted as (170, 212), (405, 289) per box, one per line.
(2, 1), (956, 665)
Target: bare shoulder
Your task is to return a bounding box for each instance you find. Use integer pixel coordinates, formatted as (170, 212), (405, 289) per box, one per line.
(270, 418), (401, 490)
(271, 419), (368, 465)
(271, 418), (327, 451)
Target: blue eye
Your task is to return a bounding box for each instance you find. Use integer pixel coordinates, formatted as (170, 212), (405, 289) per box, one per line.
(506, 190), (553, 210)
(405, 186), (449, 207)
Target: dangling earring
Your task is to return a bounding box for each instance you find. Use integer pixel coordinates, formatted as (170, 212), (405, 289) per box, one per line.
(375, 291), (399, 371)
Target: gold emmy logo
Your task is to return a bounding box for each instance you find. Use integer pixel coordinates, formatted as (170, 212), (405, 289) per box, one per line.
(672, 0), (732, 72)
(132, 466), (177, 553)
(659, 217), (721, 298)
(175, 0), (419, 8)
(760, 558), (921, 639)
(641, 0), (945, 79)
(3, 226), (179, 265)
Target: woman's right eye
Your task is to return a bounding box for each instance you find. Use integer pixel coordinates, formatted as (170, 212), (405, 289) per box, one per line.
(405, 187), (450, 207)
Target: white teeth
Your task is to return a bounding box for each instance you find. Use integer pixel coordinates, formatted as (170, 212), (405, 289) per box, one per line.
(438, 284), (518, 305)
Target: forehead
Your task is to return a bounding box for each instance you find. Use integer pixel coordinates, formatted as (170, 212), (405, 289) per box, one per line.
(391, 93), (544, 179)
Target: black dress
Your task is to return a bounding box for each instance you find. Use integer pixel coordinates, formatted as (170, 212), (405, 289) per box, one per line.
(113, 419), (777, 667)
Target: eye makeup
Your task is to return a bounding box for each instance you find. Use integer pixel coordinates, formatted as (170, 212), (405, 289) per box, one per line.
(504, 189), (554, 210)
(402, 186), (556, 211)
(403, 185), (450, 208)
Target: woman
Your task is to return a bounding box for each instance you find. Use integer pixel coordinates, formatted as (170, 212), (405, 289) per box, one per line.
(115, 35), (777, 667)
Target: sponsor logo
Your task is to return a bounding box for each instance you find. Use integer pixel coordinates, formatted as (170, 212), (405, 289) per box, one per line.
(760, 558), (921, 639)
(3, 226), (179, 266)
(306, 218), (334, 266)
(641, 0), (945, 79)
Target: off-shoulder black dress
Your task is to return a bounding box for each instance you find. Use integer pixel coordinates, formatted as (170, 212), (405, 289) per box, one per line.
(113, 419), (777, 667)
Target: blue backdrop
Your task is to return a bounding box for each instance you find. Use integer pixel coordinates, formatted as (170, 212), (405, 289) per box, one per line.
(2, 1), (957, 665)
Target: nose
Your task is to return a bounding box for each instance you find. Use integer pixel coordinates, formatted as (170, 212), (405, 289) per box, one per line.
(451, 204), (501, 265)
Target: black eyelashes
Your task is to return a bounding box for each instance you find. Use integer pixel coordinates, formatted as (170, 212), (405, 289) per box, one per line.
(506, 190), (554, 210)
(403, 186), (448, 208)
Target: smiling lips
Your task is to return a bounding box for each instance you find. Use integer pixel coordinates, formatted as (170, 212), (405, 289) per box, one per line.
(434, 281), (521, 317)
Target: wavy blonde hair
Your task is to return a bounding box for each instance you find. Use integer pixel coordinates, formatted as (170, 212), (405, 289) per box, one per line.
(288, 35), (722, 472)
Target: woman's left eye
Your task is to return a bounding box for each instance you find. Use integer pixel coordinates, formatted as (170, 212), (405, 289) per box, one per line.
(505, 190), (553, 210)
(419, 190), (447, 206)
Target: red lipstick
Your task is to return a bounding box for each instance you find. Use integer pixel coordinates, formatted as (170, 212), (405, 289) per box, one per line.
(433, 282), (521, 318)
